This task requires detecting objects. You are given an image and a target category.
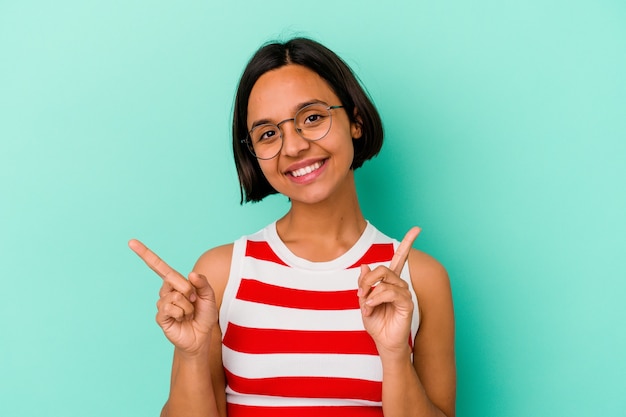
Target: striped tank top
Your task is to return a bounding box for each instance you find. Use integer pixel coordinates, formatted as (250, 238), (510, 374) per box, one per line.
(220, 221), (420, 417)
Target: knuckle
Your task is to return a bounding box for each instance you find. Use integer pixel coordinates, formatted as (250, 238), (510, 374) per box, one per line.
(183, 282), (195, 296)
(160, 302), (171, 314)
(156, 310), (167, 324)
(182, 305), (193, 316)
(373, 265), (387, 274)
(171, 291), (183, 302)
(162, 283), (174, 295)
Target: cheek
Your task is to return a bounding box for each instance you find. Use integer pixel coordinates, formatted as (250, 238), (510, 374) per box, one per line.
(256, 160), (272, 177)
(256, 160), (281, 185)
(338, 136), (356, 161)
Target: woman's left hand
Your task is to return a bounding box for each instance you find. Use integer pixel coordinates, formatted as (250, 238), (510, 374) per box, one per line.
(358, 227), (421, 358)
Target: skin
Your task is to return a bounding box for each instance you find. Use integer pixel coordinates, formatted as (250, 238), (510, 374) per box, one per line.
(129, 64), (456, 417)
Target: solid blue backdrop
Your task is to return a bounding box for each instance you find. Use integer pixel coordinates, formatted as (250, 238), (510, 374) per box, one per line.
(1, 1), (625, 416)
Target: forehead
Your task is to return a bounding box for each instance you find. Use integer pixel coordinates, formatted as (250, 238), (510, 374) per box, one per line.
(247, 64), (339, 124)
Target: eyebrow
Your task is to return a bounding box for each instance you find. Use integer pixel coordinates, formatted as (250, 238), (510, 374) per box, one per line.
(249, 99), (328, 130)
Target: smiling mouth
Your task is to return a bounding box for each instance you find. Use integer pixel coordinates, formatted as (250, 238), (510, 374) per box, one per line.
(288, 160), (326, 178)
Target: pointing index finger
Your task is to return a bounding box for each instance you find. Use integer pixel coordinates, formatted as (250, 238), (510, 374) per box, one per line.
(128, 239), (177, 280)
(389, 227), (421, 275)
(129, 239), (196, 301)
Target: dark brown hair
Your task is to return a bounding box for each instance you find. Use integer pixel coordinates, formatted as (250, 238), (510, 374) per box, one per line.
(233, 38), (383, 203)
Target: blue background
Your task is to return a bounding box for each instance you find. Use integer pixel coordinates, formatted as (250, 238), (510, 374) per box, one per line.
(1, 1), (625, 416)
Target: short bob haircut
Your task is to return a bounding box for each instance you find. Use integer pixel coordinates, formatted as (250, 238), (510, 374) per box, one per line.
(233, 37), (384, 203)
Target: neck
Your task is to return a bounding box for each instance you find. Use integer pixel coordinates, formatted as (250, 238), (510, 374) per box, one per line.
(276, 173), (367, 261)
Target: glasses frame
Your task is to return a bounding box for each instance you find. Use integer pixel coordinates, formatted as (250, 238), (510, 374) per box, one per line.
(241, 104), (344, 160)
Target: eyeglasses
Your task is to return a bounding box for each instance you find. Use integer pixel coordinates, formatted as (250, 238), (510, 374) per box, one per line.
(242, 103), (344, 160)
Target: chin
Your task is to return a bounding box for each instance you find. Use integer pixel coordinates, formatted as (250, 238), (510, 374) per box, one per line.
(287, 187), (341, 206)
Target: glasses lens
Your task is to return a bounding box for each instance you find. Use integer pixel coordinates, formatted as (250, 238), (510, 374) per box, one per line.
(246, 104), (336, 159)
(295, 104), (332, 141)
(249, 124), (282, 159)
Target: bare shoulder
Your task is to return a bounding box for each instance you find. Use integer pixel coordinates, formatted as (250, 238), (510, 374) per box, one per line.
(407, 248), (455, 343)
(193, 243), (234, 272)
(192, 243), (234, 306)
(407, 249), (451, 297)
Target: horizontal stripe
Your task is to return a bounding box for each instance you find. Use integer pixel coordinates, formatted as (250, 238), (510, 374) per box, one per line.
(223, 322), (378, 355)
(347, 243), (394, 269)
(236, 278), (359, 310)
(227, 394), (380, 407)
(241, 257), (363, 291)
(222, 346), (382, 380)
(228, 403), (383, 417)
(245, 240), (287, 266)
(225, 298), (365, 331)
(225, 369), (382, 402)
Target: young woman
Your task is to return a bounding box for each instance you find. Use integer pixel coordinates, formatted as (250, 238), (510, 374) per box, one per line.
(130, 38), (456, 417)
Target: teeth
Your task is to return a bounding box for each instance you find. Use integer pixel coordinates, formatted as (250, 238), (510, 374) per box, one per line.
(290, 161), (323, 177)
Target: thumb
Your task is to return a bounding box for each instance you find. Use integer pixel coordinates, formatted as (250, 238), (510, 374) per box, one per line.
(359, 264), (371, 279)
(357, 264), (372, 296)
(188, 272), (214, 300)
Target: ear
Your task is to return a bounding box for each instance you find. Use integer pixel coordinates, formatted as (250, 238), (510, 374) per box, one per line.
(351, 109), (363, 139)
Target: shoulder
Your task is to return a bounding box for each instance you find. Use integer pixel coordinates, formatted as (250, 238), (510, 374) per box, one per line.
(407, 249), (449, 287)
(193, 243), (234, 306)
(194, 243), (234, 270)
(407, 249), (453, 316)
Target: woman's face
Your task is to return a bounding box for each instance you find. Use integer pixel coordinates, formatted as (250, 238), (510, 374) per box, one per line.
(246, 64), (362, 205)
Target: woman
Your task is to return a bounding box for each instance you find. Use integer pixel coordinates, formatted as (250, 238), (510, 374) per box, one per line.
(130, 37), (456, 417)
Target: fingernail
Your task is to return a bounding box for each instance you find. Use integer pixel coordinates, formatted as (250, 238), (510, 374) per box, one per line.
(357, 288), (363, 297)
(190, 293), (197, 302)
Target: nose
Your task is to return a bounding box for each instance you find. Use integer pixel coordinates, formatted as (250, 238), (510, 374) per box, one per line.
(280, 120), (310, 157)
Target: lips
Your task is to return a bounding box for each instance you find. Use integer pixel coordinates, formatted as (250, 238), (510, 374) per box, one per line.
(287, 159), (326, 178)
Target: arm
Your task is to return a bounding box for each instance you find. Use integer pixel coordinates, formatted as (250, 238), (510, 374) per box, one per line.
(129, 239), (232, 417)
(380, 249), (456, 417)
(358, 229), (456, 417)
(162, 324), (227, 417)
(161, 244), (232, 417)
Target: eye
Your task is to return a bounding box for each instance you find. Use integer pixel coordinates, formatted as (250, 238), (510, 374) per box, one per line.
(253, 125), (279, 144)
(260, 130), (276, 140)
(298, 107), (329, 126)
(304, 113), (323, 124)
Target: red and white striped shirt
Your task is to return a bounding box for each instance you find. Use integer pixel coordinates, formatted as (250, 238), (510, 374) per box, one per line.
(220, 222), (420, 417)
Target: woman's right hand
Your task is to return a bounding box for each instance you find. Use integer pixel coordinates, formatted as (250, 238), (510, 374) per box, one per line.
(128, 239), (218, 356)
